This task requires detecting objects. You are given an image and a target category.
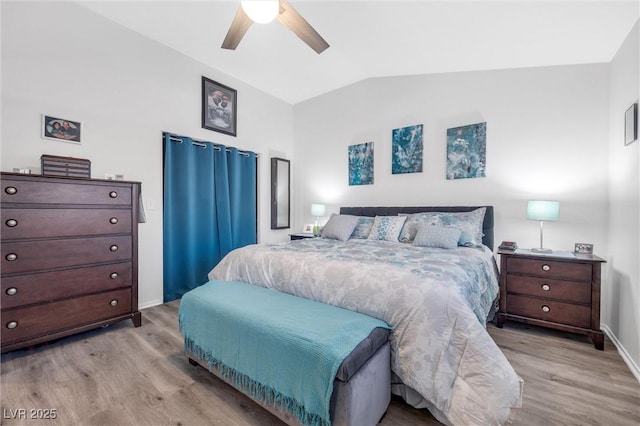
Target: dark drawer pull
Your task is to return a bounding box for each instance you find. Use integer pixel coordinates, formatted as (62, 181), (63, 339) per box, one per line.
(110, 299), (118, 307)
(541, 305), (550, 313)
(5, 253), (17, 261)
(109, 245), (118, 252)
(110, 217), (119, 224)
(6, 321), (18, 329)
(109, 191), (118, 199)
(6, 287), (18, 296)
(4, 186), (17, 195)
(541, 264), (551, 272)
(541, 284), (550, 291)
(110, 272), (119, 279)
(5, 219), (18, 227)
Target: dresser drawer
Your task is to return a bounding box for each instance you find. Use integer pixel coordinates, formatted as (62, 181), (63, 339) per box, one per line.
(1, 288), (132, 345)
(505, 274), (591, 304)
(2, 179), (132, 206)
(1, 208), (132, 240)
(506, 294), (591, 328)
(1, 262), (132, 309)
(1, 236), (132, 274)
(506, 257), (592, 281)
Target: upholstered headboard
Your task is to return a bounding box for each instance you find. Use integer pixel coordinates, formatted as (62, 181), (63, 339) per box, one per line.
(339, 206), (494, 250)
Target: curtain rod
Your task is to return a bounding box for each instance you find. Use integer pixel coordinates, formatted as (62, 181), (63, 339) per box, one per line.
(164, 132), (258, 158)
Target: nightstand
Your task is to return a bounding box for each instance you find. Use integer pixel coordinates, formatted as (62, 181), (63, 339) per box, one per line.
(496, 249), (606, 350)
(289, 233), (315, 241)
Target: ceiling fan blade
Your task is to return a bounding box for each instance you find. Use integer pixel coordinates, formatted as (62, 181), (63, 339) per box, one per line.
(221, 6), (253, 50)
(276, 0), (329, 54)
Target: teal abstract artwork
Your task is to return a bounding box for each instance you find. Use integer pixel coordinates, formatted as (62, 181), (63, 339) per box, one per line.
(392, 124), (423, 174)
(349, 142), (374, 185)
(446, 122), (486, 180)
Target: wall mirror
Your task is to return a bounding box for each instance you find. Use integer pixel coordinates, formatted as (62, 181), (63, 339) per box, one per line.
(271, 157), (290, 229)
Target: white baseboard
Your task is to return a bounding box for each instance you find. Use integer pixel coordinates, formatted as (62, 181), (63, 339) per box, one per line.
(601, 323), (640, 384)
(139, 298), (164, 310)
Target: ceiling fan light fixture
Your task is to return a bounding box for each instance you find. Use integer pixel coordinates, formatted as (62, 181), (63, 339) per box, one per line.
(241, 1), (280, 24)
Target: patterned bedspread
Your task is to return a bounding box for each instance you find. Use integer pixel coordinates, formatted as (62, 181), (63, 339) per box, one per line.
(208, 238), (523, 425)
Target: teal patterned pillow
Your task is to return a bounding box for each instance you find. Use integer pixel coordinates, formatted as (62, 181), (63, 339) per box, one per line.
(398, 213), (439, 242)
(413, 225), (462, 249)
(367, 215), (407, 242)
(350, 216), (374, 239)
(398, 208), (486, 246)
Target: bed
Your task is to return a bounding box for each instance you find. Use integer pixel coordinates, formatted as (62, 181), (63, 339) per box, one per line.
(207, 206), (523, 425)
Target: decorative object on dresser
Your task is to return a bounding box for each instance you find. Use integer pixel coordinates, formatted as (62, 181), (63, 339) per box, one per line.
(1, 172), (142, 353)
(527, 200), (560, 253)
(41, 154), (91, 178)
(496, 249), (606, 350)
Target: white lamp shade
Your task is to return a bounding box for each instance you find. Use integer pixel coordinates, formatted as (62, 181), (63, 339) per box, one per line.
(310, 204), (326, 217)
(241, 1), (280, 24)
(527, 200), (560, 221)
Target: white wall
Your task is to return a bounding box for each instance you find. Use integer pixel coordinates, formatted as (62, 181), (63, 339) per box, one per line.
(607, 20), (640, 378)
(1, 2), (294, 308)
(293, 65), (610, 255)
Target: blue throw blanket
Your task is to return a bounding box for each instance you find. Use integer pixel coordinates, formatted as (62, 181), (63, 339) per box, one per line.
(179, 280), (390, 426)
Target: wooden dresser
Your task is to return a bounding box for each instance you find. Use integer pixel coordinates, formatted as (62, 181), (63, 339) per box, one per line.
(496, 249), (606, 350)
(1, 173), (141, 352)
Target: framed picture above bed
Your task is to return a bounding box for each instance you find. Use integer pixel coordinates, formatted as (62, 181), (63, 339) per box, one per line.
(392, 124), (423, 174)
(446, 122), (487, 180)
(348, 141), (374, 185)
(202, 77), (237, 137)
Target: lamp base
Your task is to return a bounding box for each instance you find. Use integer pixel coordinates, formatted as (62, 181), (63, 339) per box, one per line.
(531, 247), (553, 253)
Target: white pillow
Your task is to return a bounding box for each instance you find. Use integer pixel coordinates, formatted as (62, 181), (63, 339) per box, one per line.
(367, 215), (407, 242)
(413, 225), (462, 249)
(321, 214), (360, 241)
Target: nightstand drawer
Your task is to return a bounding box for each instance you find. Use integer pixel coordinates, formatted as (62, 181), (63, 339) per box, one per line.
(506, 294), (591, 328)
(506, 275), (591, 304)
(506, 257), (592, 281)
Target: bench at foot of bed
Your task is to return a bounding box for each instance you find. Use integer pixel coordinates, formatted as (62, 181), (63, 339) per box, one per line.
(179, 280), (391, 426)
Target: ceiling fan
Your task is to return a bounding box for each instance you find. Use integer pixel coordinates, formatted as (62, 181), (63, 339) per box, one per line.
(222, 0), (329, 54)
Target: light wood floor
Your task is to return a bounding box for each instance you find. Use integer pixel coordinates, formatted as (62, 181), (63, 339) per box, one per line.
(1, 300), (639, 425)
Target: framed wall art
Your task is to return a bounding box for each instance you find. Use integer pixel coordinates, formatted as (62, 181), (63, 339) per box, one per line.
(202, 77), (237, 137)
(348, 141), (374, 185)
(446, 122), (486, 180)
(41, 115), (82, 144)
(625, 102), (638, 145)
(392, 124), (423, 174)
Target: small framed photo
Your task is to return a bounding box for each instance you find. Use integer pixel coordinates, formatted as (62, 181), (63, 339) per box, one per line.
(574, 243), (593, 254)
(625, 102), (637, 145)
(202, 77), (237, 137)
(303, 224), (314, 233)
(42, 115), (82, 144)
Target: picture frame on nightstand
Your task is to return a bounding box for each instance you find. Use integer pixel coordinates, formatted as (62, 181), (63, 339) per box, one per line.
(574, 243), (593, 254)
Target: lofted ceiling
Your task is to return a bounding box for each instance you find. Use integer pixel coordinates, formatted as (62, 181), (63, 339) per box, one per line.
(79, 0), (639, 105)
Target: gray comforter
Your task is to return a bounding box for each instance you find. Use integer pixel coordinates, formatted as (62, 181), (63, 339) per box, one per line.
(209, 238), (523, 425)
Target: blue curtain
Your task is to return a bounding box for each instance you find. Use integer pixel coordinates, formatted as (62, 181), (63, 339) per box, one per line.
(163, 133), (257, 302)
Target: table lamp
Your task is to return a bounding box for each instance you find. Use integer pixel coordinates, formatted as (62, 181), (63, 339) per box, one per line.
(311, 203), (326, 236)
(527, 200), (559, 253)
